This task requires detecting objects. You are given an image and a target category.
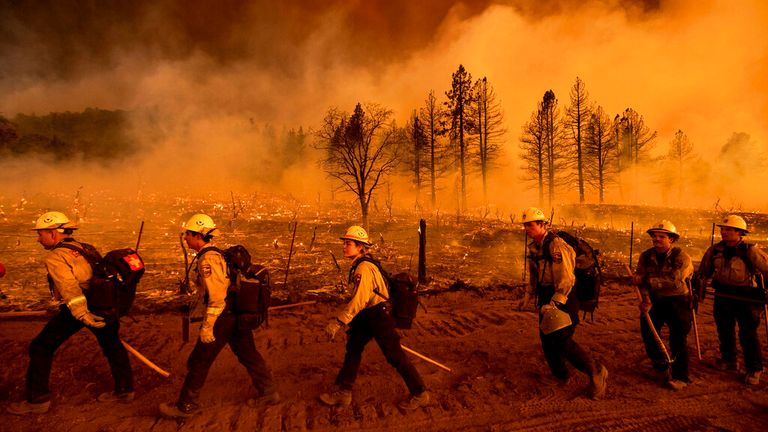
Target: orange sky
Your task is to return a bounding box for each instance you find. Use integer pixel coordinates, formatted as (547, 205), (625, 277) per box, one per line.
(1, 0), (767, 212)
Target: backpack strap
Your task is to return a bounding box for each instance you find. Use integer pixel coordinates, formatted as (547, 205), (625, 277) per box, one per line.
(191, 246), (225, 275)
(738, 242), (756, 274)
(349, 255), (390, 301)
(539, 231), (558, 263)
(710, 241), (756, 275)
(348, 255), (383, 283)
(54, 241), (102, 266)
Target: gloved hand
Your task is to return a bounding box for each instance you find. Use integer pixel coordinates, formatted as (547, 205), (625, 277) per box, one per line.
(199, 322), (215, 343)
(639, 300), (652, 314)
(539, 300), (561, 315)
(77, 311), (106, 328)
(325, 319), (343, 341)
(517, 293), (531, 311)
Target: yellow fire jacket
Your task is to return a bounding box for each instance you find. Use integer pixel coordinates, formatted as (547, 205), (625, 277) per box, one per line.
(634, 247), (693, 299)
(45, 239), (93, 316)
(195, 244), (229, 317)
(336, 257), (388, 325)
(527, 232), (576, 305)
(700, 240), (768, 287)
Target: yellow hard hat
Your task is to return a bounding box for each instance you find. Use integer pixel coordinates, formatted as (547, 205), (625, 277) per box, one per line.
(183, 213), (218, 237)
(521, 207), (547, 224)
(539, 307), (573, 335)
(646, 220), (679, 239)
(32, 211), (77, 232)
(716, 215), (748, 234)
(340, 225), (372, 246)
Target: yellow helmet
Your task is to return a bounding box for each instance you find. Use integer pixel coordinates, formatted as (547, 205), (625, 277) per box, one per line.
(183, 213), (218, 237)
(521, 207), (547, 224)
(539, 307), (573, 335)
(32, 211), (77, 232)
(716, 214), (748, 234)
(340, 225), (372, 246)
(646, 220), (679, 239)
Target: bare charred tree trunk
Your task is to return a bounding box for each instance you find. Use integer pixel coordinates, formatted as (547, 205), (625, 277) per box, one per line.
(565, 77), (590, 204)
(520, 107), (546, 207)
(473, 77), (506, 206)
(585, 106), (616, 203)
(543, 90), (558, 208)
(418, 219), (427, 283)
(617, 107), (657, 169)
(445, 64), (474, 213)
(406, 111), (428, 204)
(666, 129), (694, 202)
(420, 90), (445, 209)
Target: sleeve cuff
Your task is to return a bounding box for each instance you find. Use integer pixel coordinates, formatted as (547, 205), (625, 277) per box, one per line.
(67, 296), (88, 318)
(205, 306), (224, 316)
(551, 293), (568, 305)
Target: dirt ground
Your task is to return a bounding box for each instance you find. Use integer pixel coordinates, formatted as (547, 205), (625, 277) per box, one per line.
(1, 283), (767, 432)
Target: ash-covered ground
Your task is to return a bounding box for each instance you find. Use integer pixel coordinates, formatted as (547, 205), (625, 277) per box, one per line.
(1, 193), (767, 431)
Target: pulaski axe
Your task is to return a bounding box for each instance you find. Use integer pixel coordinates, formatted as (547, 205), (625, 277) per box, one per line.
(625, 265), (674, 369)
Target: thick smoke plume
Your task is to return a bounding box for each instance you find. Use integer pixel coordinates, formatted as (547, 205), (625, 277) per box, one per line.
(1, 0), (767, 213)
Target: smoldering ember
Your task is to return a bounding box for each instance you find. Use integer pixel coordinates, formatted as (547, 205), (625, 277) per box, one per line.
(0, 192), (767, 431)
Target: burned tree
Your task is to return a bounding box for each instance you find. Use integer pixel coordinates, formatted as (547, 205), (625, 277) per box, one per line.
(616, 108), (657, 169)
(472, 77), (506, 205)
(315, 103), (401, 228)
(520, 108), (546, 205)
(419, 90), (448, 208)
(444, 64), (475, 212)
(404, 111), (428, 203)
(520, 90), (568, 208)
(660, 129), (695, 202)
(584, 106), (617, 203)
(563, 77), (591, 203)
(541, 90), (566, 207)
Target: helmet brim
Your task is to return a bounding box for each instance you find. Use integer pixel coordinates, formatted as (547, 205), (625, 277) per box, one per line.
(32, 223), (78, 231)
(715, 224), (749, 234)
(340, 236), (372, 246)
(646, 229), (679, 239)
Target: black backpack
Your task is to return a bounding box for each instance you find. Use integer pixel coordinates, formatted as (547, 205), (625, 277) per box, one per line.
(541, 230), (602, 318)
(197, 245), (271, 330)
(350, 256), (420, 329)
(55, 241), (145, 321)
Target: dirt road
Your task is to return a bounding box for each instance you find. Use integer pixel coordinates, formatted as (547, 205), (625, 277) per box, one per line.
(1, 285), (767, 431)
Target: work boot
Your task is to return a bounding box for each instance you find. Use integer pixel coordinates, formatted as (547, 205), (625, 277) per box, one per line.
(98, 391), (135, 403)
(589, 365), (609, 400)
(745, 370), (762, 386)
(665, 379), (687, 391)
(318, 389), (352, 407)
(397, 391), (431, 410)
(247, 391), (280, 408)
(159, 402), (197, 418)
(7, 400), (50, 415)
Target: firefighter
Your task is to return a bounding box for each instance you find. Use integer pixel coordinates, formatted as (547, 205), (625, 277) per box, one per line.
(159, 214), (278, 418)
(518, 207), (608, 399)
(7, 211), (134, 415)
(319, 226), (429, 410)
(633, 220), (694, 390)
(699, 215), (767, 385)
